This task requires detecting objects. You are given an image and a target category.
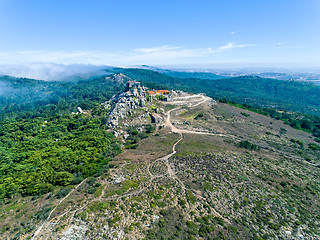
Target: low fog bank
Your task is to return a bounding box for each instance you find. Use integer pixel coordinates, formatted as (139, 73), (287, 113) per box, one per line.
(0, 82), (15, 97)
(0, 63), (113, 81)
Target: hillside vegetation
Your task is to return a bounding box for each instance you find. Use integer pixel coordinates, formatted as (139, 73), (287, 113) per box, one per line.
(0, 114), (121, 199)
(0, 70), (319, 239)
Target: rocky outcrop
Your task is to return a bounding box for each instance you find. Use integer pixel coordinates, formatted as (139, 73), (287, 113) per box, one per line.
(77, 107), (83, 114)
(104, 84), (147, 128)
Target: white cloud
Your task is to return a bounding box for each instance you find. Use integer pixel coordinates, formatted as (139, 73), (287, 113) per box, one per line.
(216, 42), (256, 52)
(230, 30), (239, 35)
(217, 42), (235, 51)
(0, 63), (107, 81)
(134, 45), (181, 53)
(0, 47), (206, 66)
(272, 42), (300, 49)
(0, 42), (259, 66)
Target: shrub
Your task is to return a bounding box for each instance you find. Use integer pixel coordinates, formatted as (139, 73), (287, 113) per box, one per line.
(145, 124), (155, 133)
(241, 112), (250, 117)
(56, 187), (71, 199)
(239, 140), (260, 151)
(194, 113), (204, 120)
(72, 176), (84, 185)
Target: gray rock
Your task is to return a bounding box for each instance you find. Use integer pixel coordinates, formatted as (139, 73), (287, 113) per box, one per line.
(77, 107), (83, 113)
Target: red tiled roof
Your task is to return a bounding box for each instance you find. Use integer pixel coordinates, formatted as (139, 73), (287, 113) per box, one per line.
(148, 91), (156, 95)
(156, 90), (170, 94)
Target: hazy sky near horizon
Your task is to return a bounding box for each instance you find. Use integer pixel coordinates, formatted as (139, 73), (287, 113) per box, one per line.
(0, 0), (319, 67)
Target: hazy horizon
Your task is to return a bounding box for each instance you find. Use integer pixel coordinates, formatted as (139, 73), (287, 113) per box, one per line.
(1, 62), (320, 81)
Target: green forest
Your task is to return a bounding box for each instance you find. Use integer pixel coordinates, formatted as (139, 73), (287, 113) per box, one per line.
(0, 114), (121, 198)
(0, 75), (124, 199)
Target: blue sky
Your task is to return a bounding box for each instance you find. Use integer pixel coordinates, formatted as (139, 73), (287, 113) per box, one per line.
(0, 0), (319, 67)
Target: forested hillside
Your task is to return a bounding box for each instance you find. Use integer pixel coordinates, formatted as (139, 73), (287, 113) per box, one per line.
(0, 75), (124, 119)
(0, 75), (124, 200)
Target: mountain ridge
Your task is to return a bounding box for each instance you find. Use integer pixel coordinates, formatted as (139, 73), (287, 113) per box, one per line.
(0, 69), (320, 239)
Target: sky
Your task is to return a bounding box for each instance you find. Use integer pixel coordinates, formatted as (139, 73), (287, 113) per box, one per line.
(0, 0), (319, 70)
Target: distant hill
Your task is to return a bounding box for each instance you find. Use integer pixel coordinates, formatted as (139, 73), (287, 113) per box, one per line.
(113, 68), (320, 116)
(158, 69), (226, 80)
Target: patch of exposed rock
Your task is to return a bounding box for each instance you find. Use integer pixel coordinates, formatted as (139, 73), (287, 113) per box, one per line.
(103, 81), (153, 140)
(105, 73), (132, 83)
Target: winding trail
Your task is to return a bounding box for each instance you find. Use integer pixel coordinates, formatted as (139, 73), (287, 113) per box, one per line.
(147, 95), (231, 223)
(32, 94), (229, 239)
(147, 95), (212, 179)
(149, 95), (219, 180)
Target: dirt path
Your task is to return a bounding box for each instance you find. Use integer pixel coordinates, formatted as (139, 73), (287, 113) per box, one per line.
(98, 184), (108, 201)
(31, 178), (87, 240)
(154, 95), (231, 223)
(151, 95), (216, 181)
(164, 96), (225, 137)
